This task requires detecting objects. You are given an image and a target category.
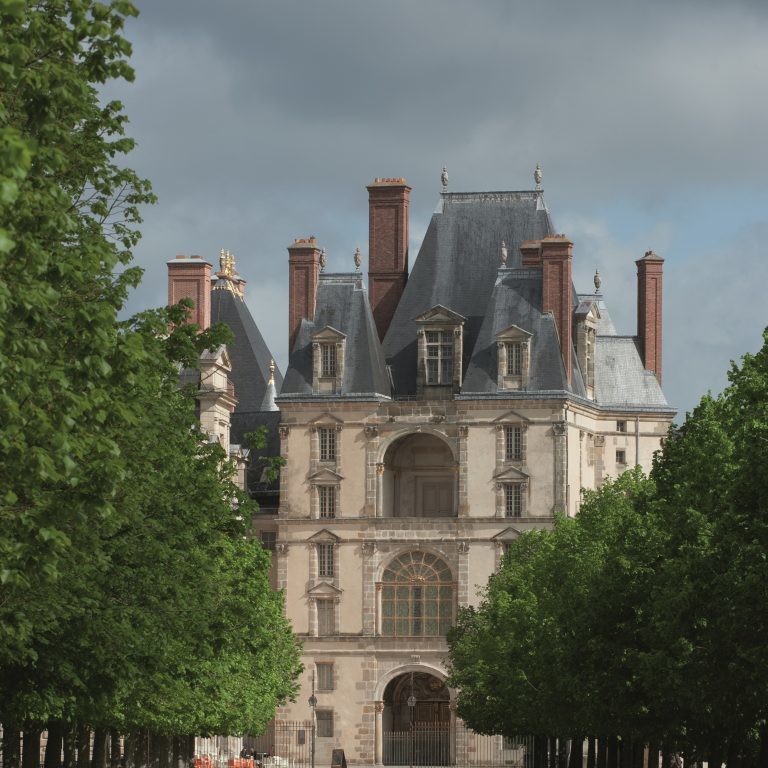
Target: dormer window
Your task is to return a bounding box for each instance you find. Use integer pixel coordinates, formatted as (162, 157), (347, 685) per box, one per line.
(496, 325), (532, 391)
(321, 344), (337, 377)
(311, 326), (346, 394)
(506, 342), (523, 376)
(426, 330), (453, 384)
(415, 305), (466, 397)
(575, 300), (600, 399)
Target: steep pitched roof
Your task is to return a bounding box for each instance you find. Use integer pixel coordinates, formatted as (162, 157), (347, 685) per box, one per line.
(280, 273), (390, 398)
(462, 267), (586, 396)
(595, 336), (669, 408)
(383, 190), (554, 395)
(210, 278), (283, 415)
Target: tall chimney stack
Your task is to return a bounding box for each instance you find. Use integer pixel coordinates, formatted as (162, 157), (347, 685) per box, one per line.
(288, 237), (322, 352)
(541, 235), (574, 384)
(367, 178), (411, 341)
(167, 254), (212, 330)
(636, 250), (664, 384)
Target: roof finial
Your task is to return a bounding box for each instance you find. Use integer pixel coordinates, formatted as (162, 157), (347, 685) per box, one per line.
(319, 248), (327, 272)
(500, 240), (508, 267)
(268, 358), (275, 385)
(218, 248), (235, 278)
(534, 162), (543, 191)
(354, 246), (362, 271)
(441, 165), (449, 190)
(594, 269), (601, 293)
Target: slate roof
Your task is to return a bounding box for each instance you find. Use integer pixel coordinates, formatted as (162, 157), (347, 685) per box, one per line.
(463, 267), (585, 396)
(280, 273), (390, 398)
(594, 336), (669, 408)
(383, 191), (554, 395)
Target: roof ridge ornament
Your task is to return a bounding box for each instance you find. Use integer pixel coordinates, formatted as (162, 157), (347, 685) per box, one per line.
(594, 269), (601, 293)
(320, 248), (327, 272)
(534, 162), (543, 191)
(500, 240), (508, 267)
(354, 246), (362, 272)
(268, 358), (275, 385)
(441, 165), (449, 191)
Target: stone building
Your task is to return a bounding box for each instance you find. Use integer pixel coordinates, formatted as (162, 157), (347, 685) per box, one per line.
(168, 172), (674, 766)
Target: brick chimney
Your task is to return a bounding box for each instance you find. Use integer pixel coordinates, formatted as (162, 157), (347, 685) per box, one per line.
(520, 240), (542, 267)
(288, 237), (322, 352)
(541, 235), (574, 384)
(636, 250), (664, 384)
(367, 177), (411, 341)
(167, 255), (212, 329)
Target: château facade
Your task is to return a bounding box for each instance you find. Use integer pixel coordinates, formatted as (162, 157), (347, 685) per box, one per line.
(168, 171), (674, 766)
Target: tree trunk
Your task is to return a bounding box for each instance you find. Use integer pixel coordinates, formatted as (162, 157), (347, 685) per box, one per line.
(45, 721), (65, 768)
(569, 738), (583, 768)
(124, 733), (136, 768)
(91, 729), (108, 768)
(587, 738), (596, 768)
(3, 727), (21, 768)
(597, 737), (607, 768)
(76, 725), (91, 768)
(110, 730), (122, 768)
(150, 734), (171, 768)
(607, 736), (619, 768)
(23, 728), (42, 768)
(135, 731), (149, 768)
(559, 739), (569, 768)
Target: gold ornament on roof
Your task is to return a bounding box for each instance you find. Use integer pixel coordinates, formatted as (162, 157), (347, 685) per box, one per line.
(218, 248), (236, 278)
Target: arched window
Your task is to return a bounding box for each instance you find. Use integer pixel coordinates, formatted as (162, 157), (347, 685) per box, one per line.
(380, 552), (454, 637)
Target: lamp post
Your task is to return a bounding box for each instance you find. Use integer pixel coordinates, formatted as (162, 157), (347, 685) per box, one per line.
(407, 673), (416, 768)
(308, 671), (317, 768)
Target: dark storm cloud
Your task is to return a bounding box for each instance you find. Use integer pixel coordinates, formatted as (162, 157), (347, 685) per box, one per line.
(111, 0), (768, 417)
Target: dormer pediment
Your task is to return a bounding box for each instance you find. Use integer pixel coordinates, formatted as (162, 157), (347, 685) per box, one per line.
(200, 344), (233, 372)
(575, 301), (601, 324)
(492, 409), (532, 425)
(492, 526), (524, 542)
(308, 529), (341, 544)
(493, 466), (530, 483)
(307, 581), (343, 596)
(495, 324), (533, 342)
(312, 325), (346, 343)
(308, 467), (344, 483)
(414, 305), (466, 325)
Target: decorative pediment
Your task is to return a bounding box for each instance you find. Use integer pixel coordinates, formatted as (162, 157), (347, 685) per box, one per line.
(492, 409), (532, 425)
(495, 324), (533, 342)
(492, 527), (524, 542)
(307, 581), (343, 596)
(309, 412), (344, 428)
(308, 529), (341, 544)
(308, 467), (344, 483)
(574, 300), (601, 322)
(493, 466), (530, 483)
(414, 305), (466, 325)
(311, 325), (346, 343)
(200, 343), (232, 370)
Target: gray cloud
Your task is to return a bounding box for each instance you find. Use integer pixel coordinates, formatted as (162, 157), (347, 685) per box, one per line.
(109, 0), (768, 418)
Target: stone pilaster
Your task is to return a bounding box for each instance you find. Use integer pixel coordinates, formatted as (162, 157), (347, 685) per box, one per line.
(457, 425), (469, 515)
(552, 420), (568, 513)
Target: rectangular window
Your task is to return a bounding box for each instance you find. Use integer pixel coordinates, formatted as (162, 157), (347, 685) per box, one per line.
(319, 427), (337, 461)
(317, 544), (334, 578)
(504, 425), (523, 461)
(616, 420), (626, 433)
(317, 599), (335, 635)
(505, 484), (523, 518)
(259, 531), (277, 551)
(319, 486), (336, 519)
(425, 330), (453, 385)
(316, 710), (334, 738)
(616, 449), (627, 465)
(316, 662), (334, 691)
(506, 342), (523, 376)
(321, 344), (337, 377)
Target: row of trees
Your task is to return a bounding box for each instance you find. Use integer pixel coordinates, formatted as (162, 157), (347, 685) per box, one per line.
(448, 331), (768, 768)
(1, 1), (301, 765)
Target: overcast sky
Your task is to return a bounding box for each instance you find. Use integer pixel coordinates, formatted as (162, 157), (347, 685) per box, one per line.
(108, 0), (768, 420)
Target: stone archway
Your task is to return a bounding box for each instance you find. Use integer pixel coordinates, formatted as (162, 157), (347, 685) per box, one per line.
(381, 671), (452, 766)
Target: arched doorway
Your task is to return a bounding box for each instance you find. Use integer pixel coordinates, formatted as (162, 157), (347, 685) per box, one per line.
(383, 671), (451, 765)
(381, 432), (457, 518)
